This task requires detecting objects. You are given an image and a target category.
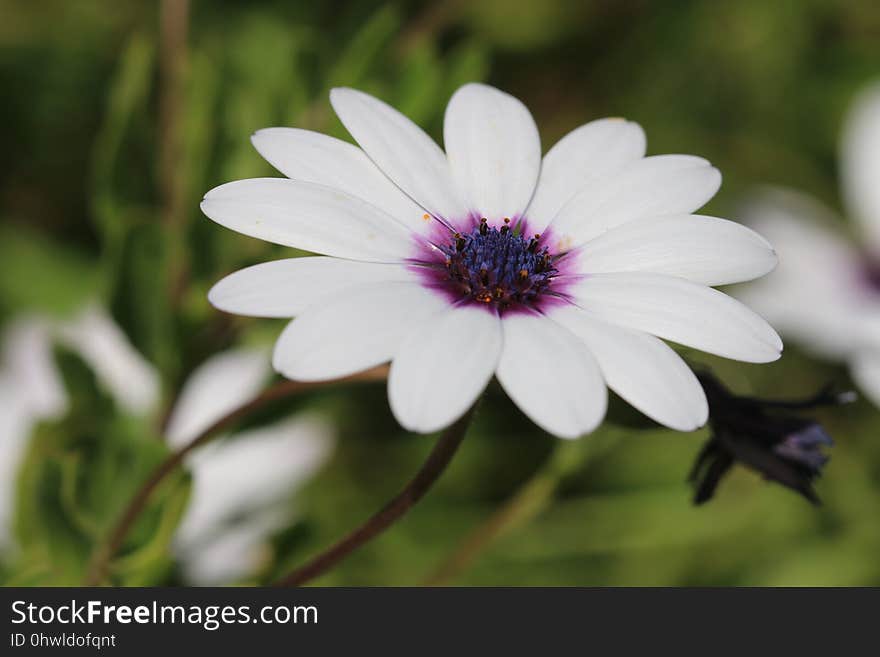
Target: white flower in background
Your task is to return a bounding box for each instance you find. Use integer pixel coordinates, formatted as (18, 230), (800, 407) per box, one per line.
(203, 82), (781, 439)
(0, 318), (67, 550)
(2, 318), (67, 420)
(173, 417), (333, 585)
(0, 311), (334, 578)
(0, 308), (159, 550)
(736, 83), (880, 406)
(0, 374), (32, 551)
(165, 348), (270, 447)
(166, 348), (334, 585)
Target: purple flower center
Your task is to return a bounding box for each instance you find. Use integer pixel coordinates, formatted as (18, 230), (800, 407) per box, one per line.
(411, 217), (575, 315)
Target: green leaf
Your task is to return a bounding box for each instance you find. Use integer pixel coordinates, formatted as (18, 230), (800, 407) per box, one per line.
(394, 43), (443, 126)
(90, 33), (155, 264)
(5, 348), (174, 585)
(326, 6), (400, 89)
(218, 15), (314, 182)
(110, 220), (175, 382)
(112, 475), (191, 586)
(0, 225), (101, 316)
(443, 40), (491, 95)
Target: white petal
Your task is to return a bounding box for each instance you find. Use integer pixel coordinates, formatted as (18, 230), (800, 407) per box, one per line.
(273, 282), (446, 382)
(526, 118), (646, 232)
(175, 414), (334, 584)
(389, 305), (501, 433)
(851, 309), (880, 353)
(579, 214), (778, 286)
(739, 283), (861, 361)
(330, 87), (468, 222)
(849, 350), (880, 408)
(201, 178), (413, 262)
(550, 155), (722, 250)
(551, 306), (707, 431)
(165, 348), (271, 447)
(57, 305), (159, 415)
(182, 416), (333, 527)
(209, 257), (414, 318)
(180, 416), (332, 530)
(496, 313), (606, 439)
(444, 83), (541, 221)
(0, 373), (36, 550)
(841, 82), (880, 255)
(572, 272), (782, 363)
(1, 317), (67, 419)
(734, 189), (862, 359)
(250, 128), (433, 235)
(178, 523), (268, 585)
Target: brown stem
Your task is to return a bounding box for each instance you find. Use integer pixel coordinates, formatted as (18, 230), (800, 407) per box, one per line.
(274, 405), (477, 587)
(158, 0), (189, 220)
(158, 0), (191, 308)
(83, 365), (388, 586)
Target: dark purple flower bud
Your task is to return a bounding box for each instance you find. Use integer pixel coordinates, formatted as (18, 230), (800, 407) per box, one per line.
(773, 424), (834, 471)
(689, 372), (850, 506)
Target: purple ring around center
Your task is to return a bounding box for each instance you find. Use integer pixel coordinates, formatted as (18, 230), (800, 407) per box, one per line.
(406, 213), (582, 316)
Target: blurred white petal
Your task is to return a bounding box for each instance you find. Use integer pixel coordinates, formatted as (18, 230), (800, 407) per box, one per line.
(179, 516), (278, 586)
(2, 317), (67, 419)
(841, 82), (880, 255)
(0, 373), (36, 551)
(58, 304), (159, 415)
(165, 348), (271, 448)
(174, 414), (335, 585)
(849, 350), (880, 408)
(734, 188), (865, 359)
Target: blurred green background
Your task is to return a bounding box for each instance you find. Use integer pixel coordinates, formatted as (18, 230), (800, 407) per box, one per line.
(1, 0), (879, 586)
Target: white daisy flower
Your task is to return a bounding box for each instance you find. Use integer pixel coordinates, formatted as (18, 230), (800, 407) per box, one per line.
(736, 83), (880, 406)
(0, 305), (332, 576)
(203, 83), (781, 439)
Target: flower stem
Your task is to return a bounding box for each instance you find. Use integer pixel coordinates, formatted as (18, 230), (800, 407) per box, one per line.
(83, 365), (388, 586)
(159, 0), (191, 309)
(274, 405), (477, 587)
